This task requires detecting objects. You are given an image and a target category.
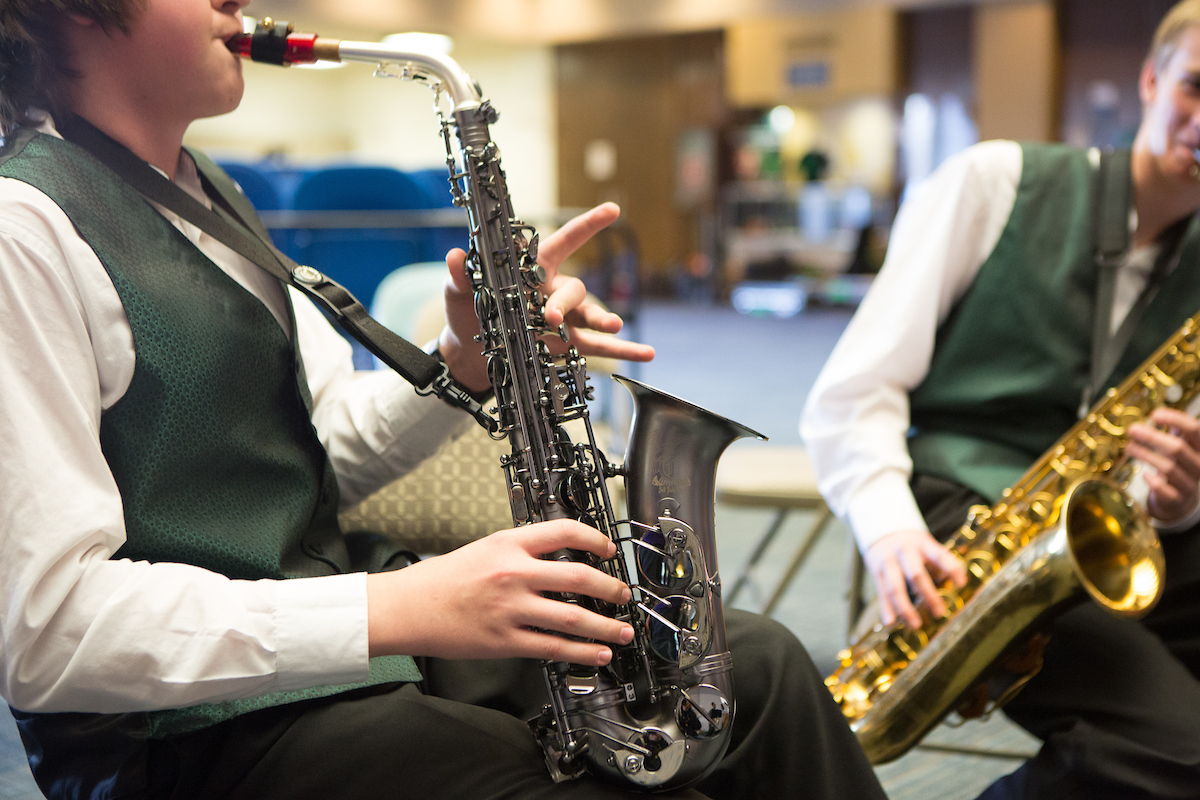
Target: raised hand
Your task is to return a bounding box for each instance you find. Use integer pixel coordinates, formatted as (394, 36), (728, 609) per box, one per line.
(437, 203), (655, 392)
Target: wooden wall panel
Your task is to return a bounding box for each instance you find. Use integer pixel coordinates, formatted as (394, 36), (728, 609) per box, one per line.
(725, 8), (900, 108)
(974, 1), (1059, 142)
(903, 4), (973, 103)
(557, 32), (727, 286)
(1057, 0), (1175, 146)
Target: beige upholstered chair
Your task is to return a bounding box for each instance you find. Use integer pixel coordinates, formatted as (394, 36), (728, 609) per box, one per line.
(338, 263), (510, 553)
(338, 264), (621, 554)
(338, 426), (514, 555)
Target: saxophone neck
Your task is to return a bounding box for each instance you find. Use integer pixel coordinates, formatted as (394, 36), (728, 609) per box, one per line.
(228, 19), (486, 112)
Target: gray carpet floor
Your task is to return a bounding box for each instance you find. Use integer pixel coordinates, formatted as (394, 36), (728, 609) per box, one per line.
(0, 300), (1040, 799)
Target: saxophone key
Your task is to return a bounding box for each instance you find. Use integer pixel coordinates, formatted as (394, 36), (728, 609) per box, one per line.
(966, 549), (999, 581)
(1096, 413), (1128, 436)
(548, 370), (569, 418)
(937, 584), (966, 616)
(510, 483), (529, 522)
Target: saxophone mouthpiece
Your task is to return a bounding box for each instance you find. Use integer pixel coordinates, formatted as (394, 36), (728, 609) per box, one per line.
(227, 18), (339, 66)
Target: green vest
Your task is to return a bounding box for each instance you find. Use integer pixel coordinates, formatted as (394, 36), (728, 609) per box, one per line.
(908, 142), (1200, 502)
(0, 132), (420, 737)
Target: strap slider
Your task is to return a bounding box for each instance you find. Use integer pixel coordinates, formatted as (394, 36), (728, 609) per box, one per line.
(292, 265), (325, 285)
(417, 365), (500, 434)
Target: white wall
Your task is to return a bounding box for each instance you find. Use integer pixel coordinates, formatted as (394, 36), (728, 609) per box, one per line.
(185, 39), (558, 216)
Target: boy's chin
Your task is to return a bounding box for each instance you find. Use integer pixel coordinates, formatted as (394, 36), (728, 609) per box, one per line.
(199, 86), (245, 120)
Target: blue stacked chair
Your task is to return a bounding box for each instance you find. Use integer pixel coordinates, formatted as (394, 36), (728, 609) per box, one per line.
(408, 167), (471, 261)
(220, 162), (471, 369)
(217, 161), (311, 257)
(407, 167), (454, 205)
(220, 162), (283, 213)
(291, 166), (437, 311)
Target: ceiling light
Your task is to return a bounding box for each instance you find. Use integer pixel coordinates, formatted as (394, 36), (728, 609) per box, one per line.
(767, 105), (796, 136)
(381, 32), (455, 56)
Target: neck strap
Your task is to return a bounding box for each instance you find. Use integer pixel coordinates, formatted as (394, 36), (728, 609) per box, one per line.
(1081, 147), (1189, 417)
(54, 115), (494, 432)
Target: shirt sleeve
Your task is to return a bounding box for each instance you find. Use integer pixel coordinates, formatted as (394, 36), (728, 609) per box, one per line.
(290, 288), (471, 506)
(800, 140), (1022, 552)
(0, 179), (371, 713)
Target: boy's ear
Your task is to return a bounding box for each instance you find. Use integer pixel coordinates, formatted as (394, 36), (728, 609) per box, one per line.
(1139, 58), (1158, 107)
(65, 13), (99, 28)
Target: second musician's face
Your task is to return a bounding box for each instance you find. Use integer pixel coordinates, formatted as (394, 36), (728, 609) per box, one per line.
(1140, 24), (1200, 182)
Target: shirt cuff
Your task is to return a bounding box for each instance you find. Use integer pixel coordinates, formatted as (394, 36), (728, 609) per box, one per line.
(273, 573), (370, 691)
(845, 471), (929, 552)
(375, 380), (473, 457)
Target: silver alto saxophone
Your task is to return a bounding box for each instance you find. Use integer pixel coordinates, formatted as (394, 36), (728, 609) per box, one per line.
(231, 21), (764, 790)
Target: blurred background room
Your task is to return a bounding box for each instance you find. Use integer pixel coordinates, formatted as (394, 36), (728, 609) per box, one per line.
(182, 0), (1177, 427)
(0, 2), (1180, 798)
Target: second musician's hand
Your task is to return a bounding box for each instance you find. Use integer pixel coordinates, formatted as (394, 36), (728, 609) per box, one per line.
(1127, 406), (1200, 523)
(864, 529), (968, 629)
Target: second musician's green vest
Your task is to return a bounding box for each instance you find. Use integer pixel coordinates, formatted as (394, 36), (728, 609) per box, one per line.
(908, 142), (1200, 502)
(0, 131), (421, 738)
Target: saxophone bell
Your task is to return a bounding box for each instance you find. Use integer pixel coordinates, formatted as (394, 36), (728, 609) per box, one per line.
(832, 475), (1163, 765)
(530, 375), (763, 789)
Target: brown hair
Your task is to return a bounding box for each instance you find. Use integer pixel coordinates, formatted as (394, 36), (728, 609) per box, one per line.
(1149, 0), (1200, 74)
(0, 0), (144, 135)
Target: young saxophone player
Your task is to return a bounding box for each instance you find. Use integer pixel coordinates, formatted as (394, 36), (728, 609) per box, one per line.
(804, 0), (1200, 796)
(0, 0), (886, 797)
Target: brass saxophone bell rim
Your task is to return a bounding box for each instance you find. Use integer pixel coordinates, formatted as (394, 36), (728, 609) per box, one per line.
(1061, 477), (1166, 617)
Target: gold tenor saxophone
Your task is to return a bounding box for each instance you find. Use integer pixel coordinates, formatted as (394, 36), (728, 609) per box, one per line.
(230, 21), (762, 790)
(822, 311), (1200, 765)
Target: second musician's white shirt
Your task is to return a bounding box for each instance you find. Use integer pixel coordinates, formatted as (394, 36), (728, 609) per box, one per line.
(801, 140), (1197, 553)
(0, 115), (466, 713)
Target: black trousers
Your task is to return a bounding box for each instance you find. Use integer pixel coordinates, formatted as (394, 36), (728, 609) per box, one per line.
(914, 475), (1200, 800)
(20, 611), (885, 800)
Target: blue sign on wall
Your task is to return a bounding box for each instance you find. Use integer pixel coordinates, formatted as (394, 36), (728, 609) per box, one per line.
(787, 60), (830, 88)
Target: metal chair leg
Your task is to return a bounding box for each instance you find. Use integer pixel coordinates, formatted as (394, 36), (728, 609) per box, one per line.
(727, 508), (790, 606)
(846, 543), (867, 642)
(762, 505), (834, 616)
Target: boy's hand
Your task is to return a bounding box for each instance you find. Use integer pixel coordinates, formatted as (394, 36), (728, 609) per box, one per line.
(437, 203), (654, 393)
(366, 520), (634, 666)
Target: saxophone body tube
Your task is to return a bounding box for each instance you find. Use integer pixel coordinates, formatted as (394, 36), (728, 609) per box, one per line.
(226, 25), (759, 790)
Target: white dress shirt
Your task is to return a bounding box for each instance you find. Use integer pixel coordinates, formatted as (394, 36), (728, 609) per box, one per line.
(801, 140), (1191, 553)
(0, 117), (467, 713)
